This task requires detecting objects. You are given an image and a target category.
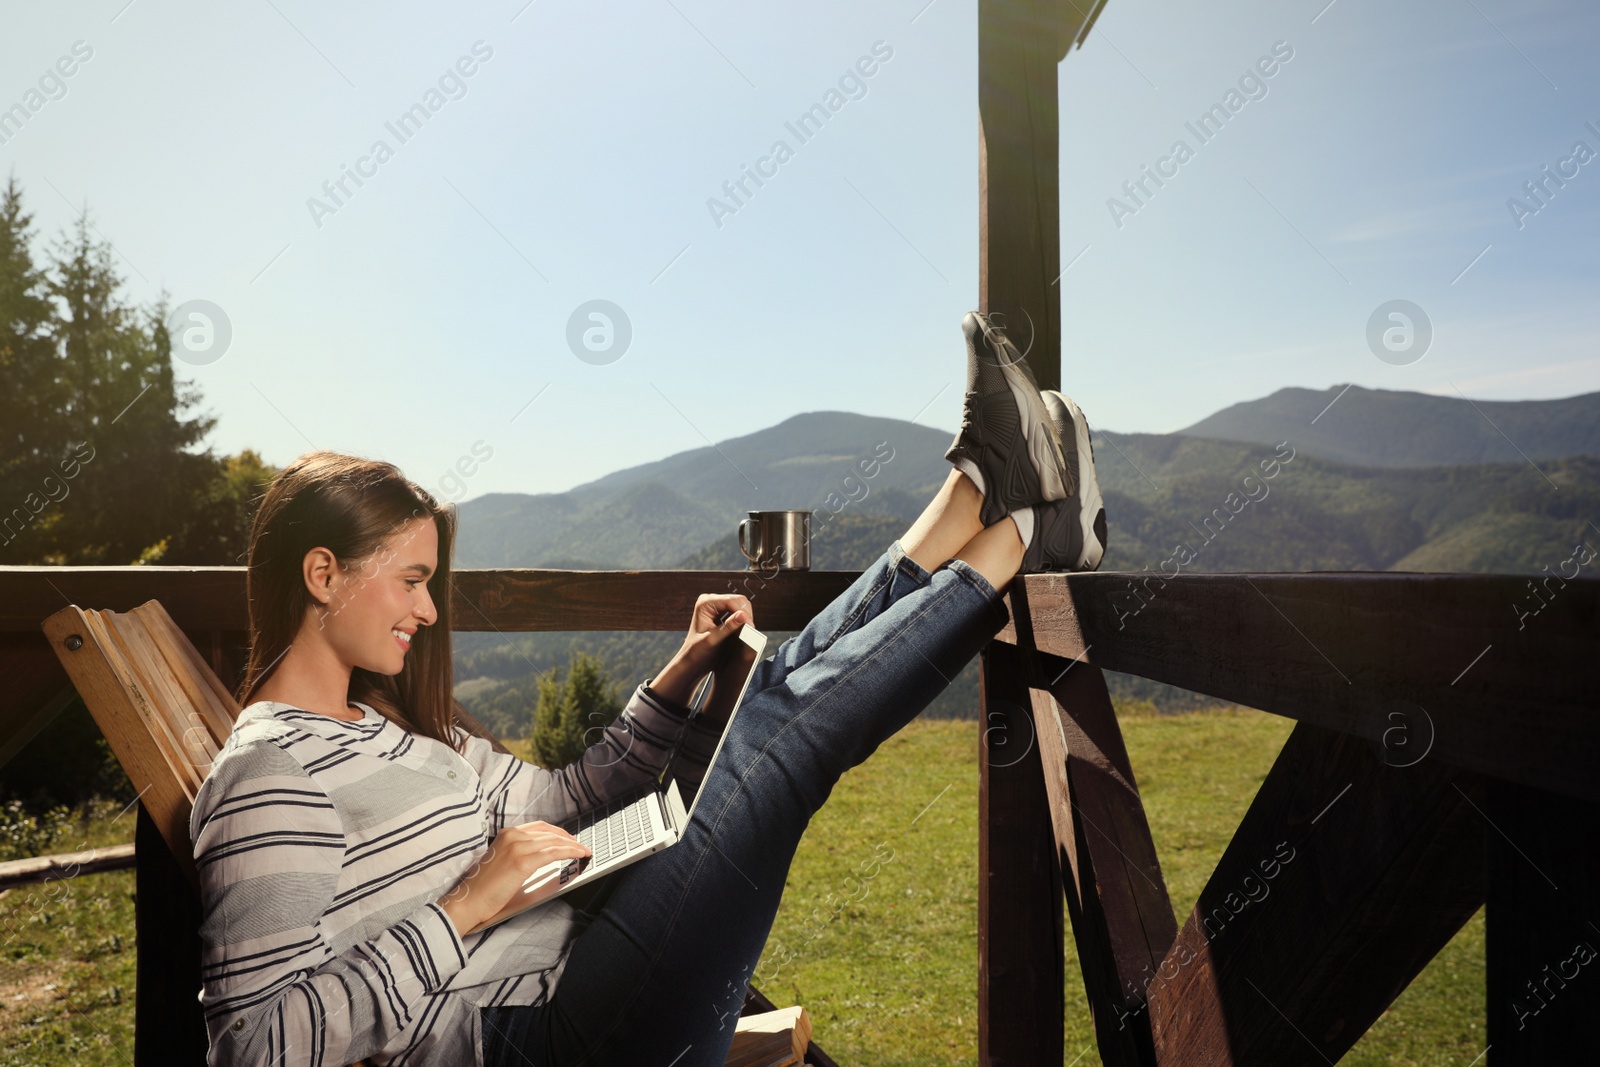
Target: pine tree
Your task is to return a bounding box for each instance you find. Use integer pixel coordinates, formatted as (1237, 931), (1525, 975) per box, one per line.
(0, 181), (275, 566)
(161, 448), (278, 565)
(0, 177), (69, 562)
(529, 653), (623, 770)
(43, 212), (217, 564)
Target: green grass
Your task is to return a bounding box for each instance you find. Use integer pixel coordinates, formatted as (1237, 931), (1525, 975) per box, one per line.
(756, 712), (1485, 1066)
(0, 800), (136, 1067)
(0, 712), (1485, 1065)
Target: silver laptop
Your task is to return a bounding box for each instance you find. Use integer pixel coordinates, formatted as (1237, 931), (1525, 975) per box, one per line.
(517, 622), (767, 902)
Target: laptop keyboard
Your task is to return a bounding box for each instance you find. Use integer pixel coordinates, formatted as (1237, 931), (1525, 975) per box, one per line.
(573, 796), (657, 866)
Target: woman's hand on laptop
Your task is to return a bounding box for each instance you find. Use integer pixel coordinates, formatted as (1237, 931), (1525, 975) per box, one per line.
(649, 594), (754, 707)
(439, 821), (592, 935)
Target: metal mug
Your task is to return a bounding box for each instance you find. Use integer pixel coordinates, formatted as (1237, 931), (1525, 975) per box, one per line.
(737, 510), (811, 571)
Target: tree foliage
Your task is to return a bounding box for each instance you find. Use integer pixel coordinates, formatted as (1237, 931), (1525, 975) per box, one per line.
(0, 177), (274, 566)
(529, 653), (623, 770)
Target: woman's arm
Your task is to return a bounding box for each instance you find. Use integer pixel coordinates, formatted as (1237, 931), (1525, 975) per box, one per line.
(457, 593), (757, 830)
(190, 741), (467, 1067)
(456, 681), (698, 830)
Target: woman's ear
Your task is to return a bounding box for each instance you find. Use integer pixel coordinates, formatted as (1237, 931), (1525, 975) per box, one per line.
(303, 546), (339, 606)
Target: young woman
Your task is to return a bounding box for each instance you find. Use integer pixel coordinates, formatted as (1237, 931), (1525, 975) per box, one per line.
(190, 312), (1105, 1067)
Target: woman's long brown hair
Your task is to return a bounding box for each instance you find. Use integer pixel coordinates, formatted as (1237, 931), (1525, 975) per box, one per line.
(236, 450), (461, 749)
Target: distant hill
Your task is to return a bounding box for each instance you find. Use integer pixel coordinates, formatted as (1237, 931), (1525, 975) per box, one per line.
(1177, 386), (1600, 469)
(454, 412), (951, 568)
(1092, 434), (1599, 575)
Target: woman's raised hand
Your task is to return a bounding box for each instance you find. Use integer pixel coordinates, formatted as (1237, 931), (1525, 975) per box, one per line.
(438, 821), (592, 936)
(647, 594), (755, 706)
(685, 593), (754, 664)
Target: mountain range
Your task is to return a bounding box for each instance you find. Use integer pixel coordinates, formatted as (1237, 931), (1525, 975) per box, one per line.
(1178, 385), (1600, 468)
(453, 385), (1600, 737)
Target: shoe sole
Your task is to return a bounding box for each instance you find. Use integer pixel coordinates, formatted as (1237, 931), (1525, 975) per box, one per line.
(1043, 390), (1105, 571)
(974, 316), (1071, 504)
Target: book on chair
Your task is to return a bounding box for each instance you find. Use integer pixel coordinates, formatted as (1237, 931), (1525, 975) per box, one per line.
(727, 1005), (812, 1067)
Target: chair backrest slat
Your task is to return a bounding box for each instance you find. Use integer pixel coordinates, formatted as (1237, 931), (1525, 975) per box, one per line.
(123, 611), (224, 767)
(44, 602), (206, 880)
(102, 611), (211, 795)
(133, 601), (238, 740)
(84, 610), (201, 798)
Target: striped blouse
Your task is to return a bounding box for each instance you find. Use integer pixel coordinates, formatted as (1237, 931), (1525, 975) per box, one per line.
(189, 682), (719, 1067)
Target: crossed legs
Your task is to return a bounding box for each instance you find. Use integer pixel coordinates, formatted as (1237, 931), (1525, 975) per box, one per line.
(903, 467), (1024, 590)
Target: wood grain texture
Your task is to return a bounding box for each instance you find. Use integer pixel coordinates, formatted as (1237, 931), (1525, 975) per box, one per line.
(999, 572), (1600, 802)
(450, 568), (860, 633)
(106, 611), (220, 776)
(978, 642), (1065, 1066)
(742, 984), (840, 1067)
(136, 602), (239, 737)
(0, 566), (246, 633)
(0, 566), (860, 634)
(43, 605), (203, 880)
(1146, 722), (1485, 1066)
(1036, 659), (1176, 1066)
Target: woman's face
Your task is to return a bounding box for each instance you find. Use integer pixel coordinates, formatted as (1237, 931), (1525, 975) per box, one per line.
(315, 516), (439, 676)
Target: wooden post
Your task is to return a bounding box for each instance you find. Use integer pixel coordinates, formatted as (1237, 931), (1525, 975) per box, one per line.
(136, 803), (209, 1066)
(979, 0), (1059, 390)
(974, 1), (1100, 1057)
(1485, 779), (1600, 1062)
(977, 642), (1064, 1065)
(979, 0), (1095, 393)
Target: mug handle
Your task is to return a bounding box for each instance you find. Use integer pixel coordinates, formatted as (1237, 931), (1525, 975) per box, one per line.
(737, 517), (761, 563)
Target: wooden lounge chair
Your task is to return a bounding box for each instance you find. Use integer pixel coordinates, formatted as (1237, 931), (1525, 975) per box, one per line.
(43, 599), (237, 890)
(42, 598), (833, 1066)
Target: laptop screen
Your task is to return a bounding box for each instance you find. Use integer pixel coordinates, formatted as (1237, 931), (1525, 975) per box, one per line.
(679, 623), (767, 823)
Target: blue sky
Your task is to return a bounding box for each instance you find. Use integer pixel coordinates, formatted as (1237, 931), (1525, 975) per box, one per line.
(4, 0), (1598, 502)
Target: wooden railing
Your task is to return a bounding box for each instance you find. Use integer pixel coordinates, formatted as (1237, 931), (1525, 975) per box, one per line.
(980, 570), (1598, 1066)
(3, 564), (1595, 1064)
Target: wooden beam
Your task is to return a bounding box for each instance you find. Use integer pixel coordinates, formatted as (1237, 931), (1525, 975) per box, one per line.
(0, 841), (136, 890)
(1035, 660), (1176, 1066)
(450, 568), (858, 633)
(978, 642), (1064, 1065)
(999, 572), (1600, 802)
(1065, 0), (1111, 57)
(0, 567), (859, 634)
(1145, 722), (1485, 1066)
(1484, 779), (1600, 1062)
(0, 567), (245, 633)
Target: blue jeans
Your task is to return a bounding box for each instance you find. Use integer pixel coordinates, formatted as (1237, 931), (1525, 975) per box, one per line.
(480, 540), (1009, 1066)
